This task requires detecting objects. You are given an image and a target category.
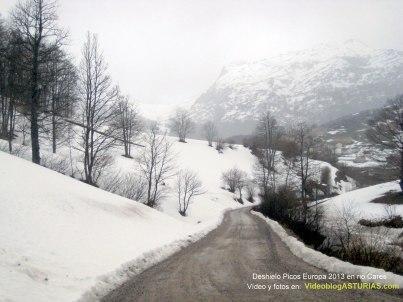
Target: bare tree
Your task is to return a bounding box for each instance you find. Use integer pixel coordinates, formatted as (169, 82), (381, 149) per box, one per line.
(281, 139), (299, 189)
(114, 94), (142, 158)
(16, 115), (30, 146)
(11, 0), (67, 164)
(203, 120), (217, 147)
(176, 169), (204, 216)
(254, 111), (282, 195)
(291, 122), (318, 220)
(45, 50), (77, 153)
(138, 122), (174, 207)
(168, 108), (194, 143)
(0, 21), (28, 153)
(235, 174), (247, 202)
(77, 32), (119, 185)
(222, 167), (247, 194)
(367, 95), (403, 190)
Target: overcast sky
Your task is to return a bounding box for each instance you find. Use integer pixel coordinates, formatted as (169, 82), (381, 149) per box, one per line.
(1, 0), (403, 105)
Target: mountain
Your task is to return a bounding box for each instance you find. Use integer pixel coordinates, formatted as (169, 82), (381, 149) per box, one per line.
(191, 40), (403, 136)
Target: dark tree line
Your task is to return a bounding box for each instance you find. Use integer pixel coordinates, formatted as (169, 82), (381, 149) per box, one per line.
(367, 95), (403, 191)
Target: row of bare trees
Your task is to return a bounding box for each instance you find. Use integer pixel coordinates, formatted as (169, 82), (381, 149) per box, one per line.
(0, 0), (75, 157)
(1, 0), (205, 213)
(0, 0), (144, 187)
(168, 108), (223, 149)
(250, 111), (327, 223)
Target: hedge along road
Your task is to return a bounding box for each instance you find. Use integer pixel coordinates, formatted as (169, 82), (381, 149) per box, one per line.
(101, 208), (401, 302)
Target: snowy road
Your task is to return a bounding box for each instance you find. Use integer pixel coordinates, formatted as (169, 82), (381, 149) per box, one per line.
(101, 208), (401, 302)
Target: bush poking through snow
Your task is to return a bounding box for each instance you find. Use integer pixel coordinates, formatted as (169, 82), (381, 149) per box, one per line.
(100, 171), (146, 202)
(175, 169), (204, 216)
(41, 155), (71, 175)
(215, 138), (226, 153)
(359, 216), (403, 228)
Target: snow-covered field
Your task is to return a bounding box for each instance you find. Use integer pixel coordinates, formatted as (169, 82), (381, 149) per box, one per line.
(319, 181), (402, 220)
(0, 138), (256, 302)
(317, 181), (403, 248)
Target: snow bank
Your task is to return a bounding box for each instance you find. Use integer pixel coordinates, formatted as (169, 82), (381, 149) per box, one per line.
(252, 212), (403, 287)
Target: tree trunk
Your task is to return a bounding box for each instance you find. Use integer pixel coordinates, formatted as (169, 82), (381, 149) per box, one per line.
(400, 138), (403, 192)
(52, 109), (57, 153)
(30, 98), (40, 164)
(30, 43), (41, 164)
(8, 99), (15, 153)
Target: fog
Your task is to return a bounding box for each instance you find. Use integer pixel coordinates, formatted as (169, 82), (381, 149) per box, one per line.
(1, 0), (402, 105)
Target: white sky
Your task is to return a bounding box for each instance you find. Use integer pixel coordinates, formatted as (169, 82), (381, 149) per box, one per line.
(1, 0), (403, 105)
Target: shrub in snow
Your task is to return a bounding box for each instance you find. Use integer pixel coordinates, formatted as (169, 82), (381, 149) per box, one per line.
(41, 155), (71, 175)
(100, 171), (146, 202)
(215, 138), (226, 153)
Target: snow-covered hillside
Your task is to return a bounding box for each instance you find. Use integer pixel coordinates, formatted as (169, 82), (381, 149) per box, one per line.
(192, 40), (403, 136)
(318, 181), (403, 248)
(0, 139), (256, 302)
(320, 181), (402, 221)
(0, 151), (184, 301)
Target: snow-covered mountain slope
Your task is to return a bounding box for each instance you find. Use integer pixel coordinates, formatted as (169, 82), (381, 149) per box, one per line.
(192, 40), (403, 136)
